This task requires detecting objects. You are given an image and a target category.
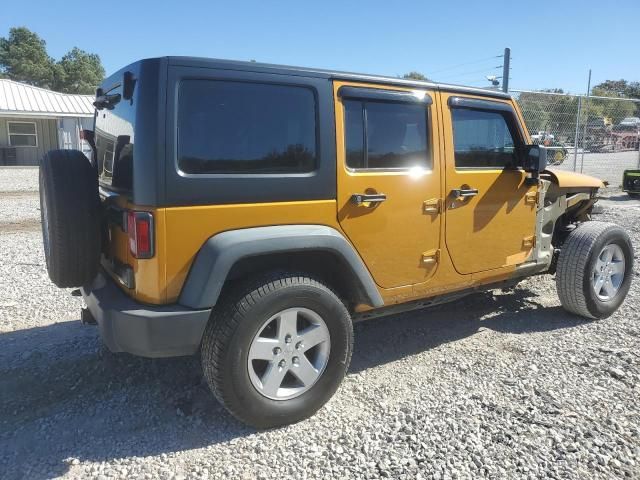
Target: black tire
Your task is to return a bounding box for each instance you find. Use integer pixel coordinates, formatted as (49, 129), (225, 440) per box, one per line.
(628, 192), (640, 198)
(39, 150), (101, 288)
(556, 221), (633, 319)
(201, 273), (353, 428)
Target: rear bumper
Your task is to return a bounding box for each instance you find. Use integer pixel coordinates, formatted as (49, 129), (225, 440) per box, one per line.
(81, 272), (211, 358)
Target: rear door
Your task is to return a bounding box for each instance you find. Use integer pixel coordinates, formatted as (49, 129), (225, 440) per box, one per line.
(335, 82), (442, 289)
(442, 94), (537, 275)
(94, 78), (135, 284)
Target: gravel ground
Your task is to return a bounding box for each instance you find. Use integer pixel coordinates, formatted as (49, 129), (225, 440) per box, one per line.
(1, 169), (639, 480)
(554, 150), (640, 187)
(0, 167), (40, 192)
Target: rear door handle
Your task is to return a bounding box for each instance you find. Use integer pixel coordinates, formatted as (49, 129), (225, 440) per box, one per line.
(450, 188), (479, 199)
(351, 193), (387, 206)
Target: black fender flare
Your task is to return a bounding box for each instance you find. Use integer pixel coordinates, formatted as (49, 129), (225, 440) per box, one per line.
(178, 225), (384, 309)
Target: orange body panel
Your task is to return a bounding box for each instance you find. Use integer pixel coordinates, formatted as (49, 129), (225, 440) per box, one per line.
(103, 201), (167, 304)
(116, 86), (578, 309)
(131, 207), (167, 304)
(545, 169), (604, 188)
(333, 80), (442, 289)
(162, 200), (341, 303)
(440, 92), (537, 276)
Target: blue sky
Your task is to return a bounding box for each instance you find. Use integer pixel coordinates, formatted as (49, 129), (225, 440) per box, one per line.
(1, 0), (637, 93)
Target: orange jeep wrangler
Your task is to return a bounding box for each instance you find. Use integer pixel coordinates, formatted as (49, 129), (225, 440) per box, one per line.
(39, 57), (634, 428)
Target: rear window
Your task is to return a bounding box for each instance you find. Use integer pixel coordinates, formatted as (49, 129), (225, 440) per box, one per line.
(95, 86), (135, 190)
(177, 80), (317, 174)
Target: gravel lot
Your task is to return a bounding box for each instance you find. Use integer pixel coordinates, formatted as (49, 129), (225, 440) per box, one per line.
(1, 167), (639, 480)
(554, 150), (639, 187)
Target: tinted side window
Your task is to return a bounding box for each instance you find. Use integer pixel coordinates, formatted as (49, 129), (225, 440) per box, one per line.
(451, 108), (518, 168)
(344, 100), (365, 168)
(178, 80), (317, 174)
(344, 100), (429, 170)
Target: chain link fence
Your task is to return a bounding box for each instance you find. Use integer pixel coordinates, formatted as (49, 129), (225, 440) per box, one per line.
(511, 89), (640, 187)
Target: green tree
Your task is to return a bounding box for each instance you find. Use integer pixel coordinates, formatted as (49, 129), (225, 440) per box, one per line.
(593, 79), (640, 100)
(516, 89), (581, 141)
(586, 88), (636, 123)
(0, 27), (55, 87)
(591, 80), (640, 118)
(54, 47), (105, 94)
(402, 71), (430, 81)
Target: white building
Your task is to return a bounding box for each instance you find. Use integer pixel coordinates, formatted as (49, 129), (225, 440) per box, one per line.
(0, 79), (94, 165)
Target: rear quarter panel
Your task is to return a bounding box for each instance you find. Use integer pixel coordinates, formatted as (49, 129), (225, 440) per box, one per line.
(163, 201), (340, 302)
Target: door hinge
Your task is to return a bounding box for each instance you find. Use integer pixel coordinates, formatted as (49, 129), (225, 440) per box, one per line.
(522, 235), (535, 248)
(421, 249), (440, 265)
(525, 191), (538, 206)
(423, 198), (441, 215)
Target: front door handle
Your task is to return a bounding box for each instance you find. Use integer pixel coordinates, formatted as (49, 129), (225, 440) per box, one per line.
(450, 188), (479, 199)
(351, 193), (387, 206)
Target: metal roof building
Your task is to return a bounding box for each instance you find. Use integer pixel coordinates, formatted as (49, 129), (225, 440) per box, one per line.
(0, 79), (95, 165)
(0, 79), (94, 117)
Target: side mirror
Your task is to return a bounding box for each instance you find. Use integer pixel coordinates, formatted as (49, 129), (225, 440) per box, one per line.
(519, 145), (548, 185)
(521, 144), (548, 174)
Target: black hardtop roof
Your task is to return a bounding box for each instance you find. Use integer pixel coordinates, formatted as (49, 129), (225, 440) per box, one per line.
(134, 56), (512, 100)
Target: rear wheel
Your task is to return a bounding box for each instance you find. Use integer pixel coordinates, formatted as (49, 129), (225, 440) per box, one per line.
(556, 221), (633, 319)
(200, 273), (353, 428)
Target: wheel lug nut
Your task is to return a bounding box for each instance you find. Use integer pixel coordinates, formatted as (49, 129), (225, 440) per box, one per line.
(273, 347), (282, 355)
(285, 335), (292, 344)
(278, 360), (286, 368)
(295, 341), (303, 350)
(292, 357), (299, 366)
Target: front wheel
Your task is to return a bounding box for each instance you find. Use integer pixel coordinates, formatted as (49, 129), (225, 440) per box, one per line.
(200, 273), (353, 428)
(556, 221), (634, 319)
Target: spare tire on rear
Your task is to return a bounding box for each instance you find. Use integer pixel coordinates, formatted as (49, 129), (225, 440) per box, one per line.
(39, 150), (102, 288)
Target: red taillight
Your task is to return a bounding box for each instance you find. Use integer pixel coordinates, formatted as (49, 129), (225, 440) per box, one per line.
(127, 211), (154, 259)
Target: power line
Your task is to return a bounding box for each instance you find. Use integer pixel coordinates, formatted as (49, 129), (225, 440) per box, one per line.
(436, 65), (502, 81)
(464, 79), (497, 86)
(427, 49), (511, 90)
(427, 55), (503, 75)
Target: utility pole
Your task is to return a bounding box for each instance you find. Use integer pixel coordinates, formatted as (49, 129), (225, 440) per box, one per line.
(502, 47), (510, 93)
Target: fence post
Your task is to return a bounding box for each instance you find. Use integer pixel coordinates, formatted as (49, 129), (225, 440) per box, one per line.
(572, 96), (582, 171)
(579, 69), (592, 174)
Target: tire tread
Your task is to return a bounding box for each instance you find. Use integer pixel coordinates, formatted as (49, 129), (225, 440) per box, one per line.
(556, 221), (619, 319)
(40, 150), (101, 287)
(200, 272), (352, 427)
